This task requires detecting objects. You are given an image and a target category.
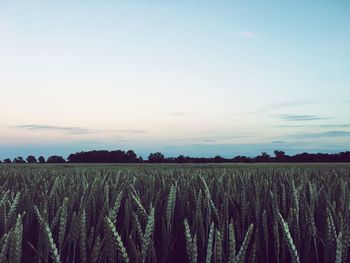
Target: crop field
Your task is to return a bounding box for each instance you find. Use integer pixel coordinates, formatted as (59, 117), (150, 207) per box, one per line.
(0, 164), (350, 263)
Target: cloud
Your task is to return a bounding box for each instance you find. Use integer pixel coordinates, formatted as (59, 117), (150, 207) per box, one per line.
(276, 114), (330, 121)
(281, 130), (350, 141)
(198, 136), (247, 143)
(240, 31), (254, 39)
(163, 112), (189, 116)
(303, 131), (350, 138)
(260, 101), (311, 111)
(171, 135), (252, 143)
(12, 124), (147, 135)
(235, 100), (311, 115)
(277, 124), (350, 128)
(112, 129), (147, 134)
(13, 124), (92, 135)
(276, 124), (308, 128)
(319, 124), (350, 128)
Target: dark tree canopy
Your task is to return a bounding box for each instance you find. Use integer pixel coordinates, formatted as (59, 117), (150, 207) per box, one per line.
(13, 157), (25, 163)
(47, 156), (66, 163)
(67, 150), (141, 163)
(2, 149), (350, 164)
(213, 155), (225, 163)
(148, 152), (165, 163)
(255, 152), (271, 162)
(274, 150), (286, 162)
(26, 155), (37, 163)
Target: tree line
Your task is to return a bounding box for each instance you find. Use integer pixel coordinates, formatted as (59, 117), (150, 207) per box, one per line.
(1, 149), (350, 163)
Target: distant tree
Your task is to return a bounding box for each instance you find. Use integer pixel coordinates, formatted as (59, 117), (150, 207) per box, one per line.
(232, 155), (254, 163)
(9, 149), (349, 164)
(255, 152), (271, 162)
(164, 157), (175, 163)
(13, 156), (25, 163)
(47, 156), (65, 163)
(339, 151), (350, 162)
(274, 150), (286, 162)
(109, 150), (125, 162)
(67, 150), (142, 163)
(26, 155), (37, 163)
(126, 150), (138, 162)
(0, 160), (2, 163)
(175, 155), (187, 163)
(213, 155), (225, 163)
(148, 152), (165, 163)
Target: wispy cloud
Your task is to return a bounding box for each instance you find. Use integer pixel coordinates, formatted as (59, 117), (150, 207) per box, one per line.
(237, 100), (311, 115)
(261, 101), (310, 111)
(198, 135), (251, 142)
(277, 124), (309, 128)
(163, 112), (189, 116)
(162, 135), (252, 145)
(277, 124), (350, 128)
(239, 31), (254, 39)
(271, 140), (285, 144)
(12, 124), (147, 135)
(276, 114), (330, 121)
(112, 129), (147, 134)
(319, 124), (350, 128)
(13, 124), (92, 135)
(282, 130), (350, 140)
(301, 131), (350, 138)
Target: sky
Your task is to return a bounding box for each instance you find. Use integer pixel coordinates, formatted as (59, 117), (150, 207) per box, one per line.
(1, 0), (350, 159)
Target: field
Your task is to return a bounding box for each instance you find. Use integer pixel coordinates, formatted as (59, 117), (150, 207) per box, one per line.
(0, 164), (350, 262)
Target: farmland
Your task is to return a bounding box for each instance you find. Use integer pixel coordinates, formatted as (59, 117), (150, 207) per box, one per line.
(0, 164), (350, 262)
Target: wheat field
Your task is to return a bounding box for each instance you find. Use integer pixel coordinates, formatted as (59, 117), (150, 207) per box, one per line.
(0, 164), (349, 262)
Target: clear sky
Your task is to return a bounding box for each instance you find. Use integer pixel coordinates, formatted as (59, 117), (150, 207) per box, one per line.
(1, 0), (350, 159)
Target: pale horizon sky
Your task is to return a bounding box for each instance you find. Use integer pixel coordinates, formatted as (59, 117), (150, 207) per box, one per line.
(1, 0), (350, 159)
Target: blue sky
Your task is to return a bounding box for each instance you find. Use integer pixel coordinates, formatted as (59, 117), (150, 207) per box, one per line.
(1, 0), (350, 159)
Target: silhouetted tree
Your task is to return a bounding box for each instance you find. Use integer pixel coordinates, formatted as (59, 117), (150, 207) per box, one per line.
(148, 152), (165, 163)
(26, 155), (37, 163)
(13, 156), (25, 163)
(47, 156), (65, 163)
(126, 150), (137, 162)
(213, 155), (225, 163)
(274, 150), (287, 162)
(232, 155), (254, 163)
(5, 149), (350, 164)
(255, 152), (271, 162)
(67, 150), (142, 163)
(175, 155), (187, 163)
(339, 151), (350, 162)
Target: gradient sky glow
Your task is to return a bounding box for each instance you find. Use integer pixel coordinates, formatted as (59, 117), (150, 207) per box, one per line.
(1, 0), (350, 159)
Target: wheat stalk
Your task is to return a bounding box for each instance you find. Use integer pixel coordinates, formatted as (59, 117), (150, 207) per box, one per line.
(206, 222), (215, 263)
(278, 212), (300, 263)
(105, 216), (129, 263)
(234, 223), (254, 263)
(141, 206), (155, 262)
(34, 205), (61, 263)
